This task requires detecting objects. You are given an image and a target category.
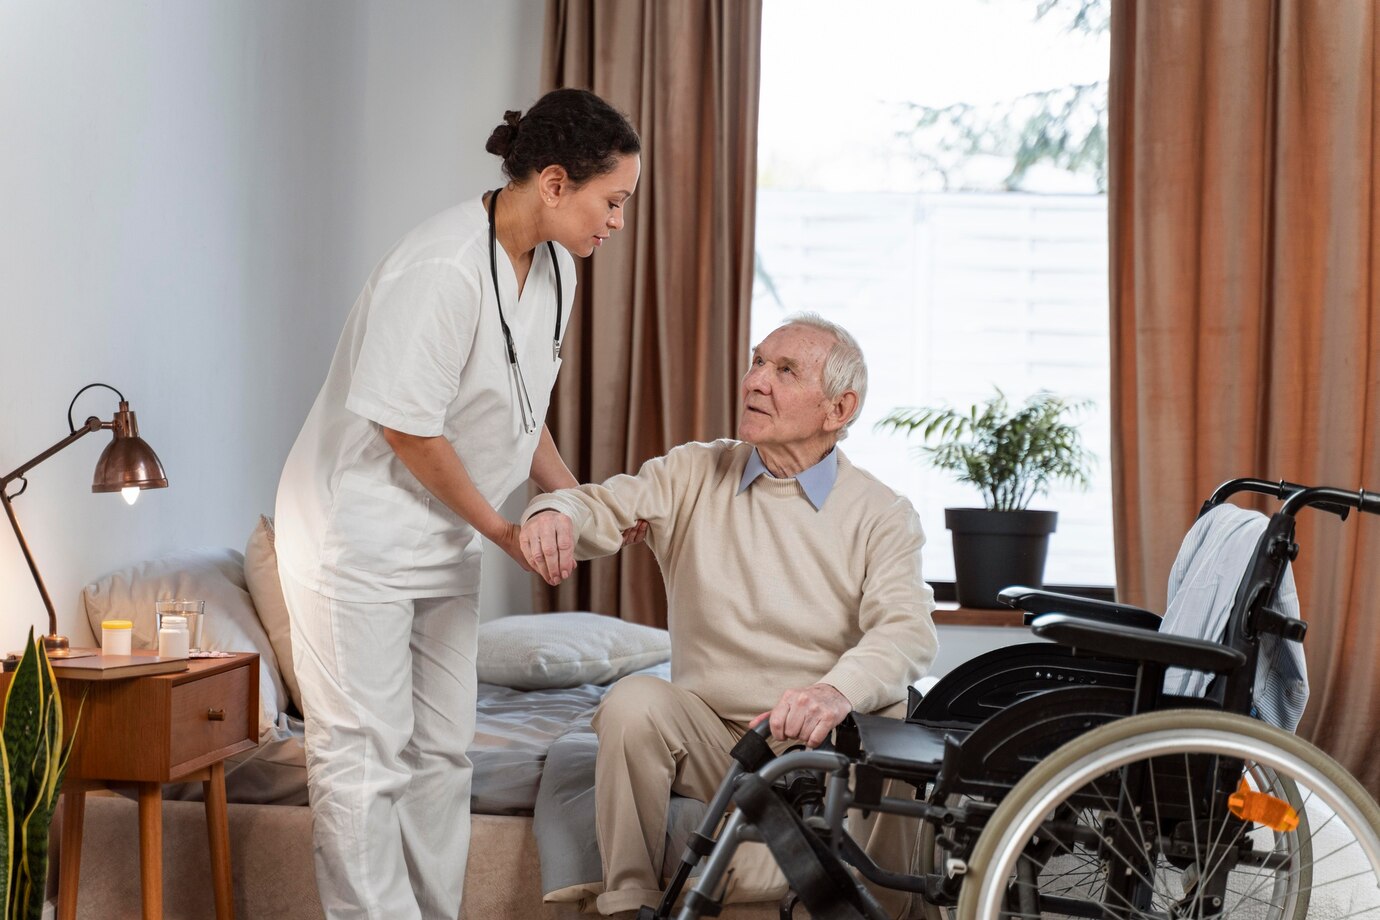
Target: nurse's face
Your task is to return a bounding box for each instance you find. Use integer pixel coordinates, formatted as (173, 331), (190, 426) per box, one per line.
(545, 154), (641, 257)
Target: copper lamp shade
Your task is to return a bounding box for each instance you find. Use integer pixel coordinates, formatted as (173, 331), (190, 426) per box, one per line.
(91, 403), (169, 493)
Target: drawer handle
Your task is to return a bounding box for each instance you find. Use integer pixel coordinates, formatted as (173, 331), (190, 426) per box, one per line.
(207, 708), (226, 722)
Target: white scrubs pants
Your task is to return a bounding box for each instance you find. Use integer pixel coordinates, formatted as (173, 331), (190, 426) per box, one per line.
(280, 572), (478, 920)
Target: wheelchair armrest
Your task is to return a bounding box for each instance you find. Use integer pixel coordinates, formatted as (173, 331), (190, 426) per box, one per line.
(1029, 613), (1246, 675)
(997, 586), (1162, 630)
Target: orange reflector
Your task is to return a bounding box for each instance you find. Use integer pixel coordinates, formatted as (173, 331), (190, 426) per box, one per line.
(1228, 778), (1299, 832)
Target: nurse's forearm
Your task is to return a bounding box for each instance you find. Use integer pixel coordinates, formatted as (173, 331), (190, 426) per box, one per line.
(380, 427), (508, 540)
(530, 425), (579, 492)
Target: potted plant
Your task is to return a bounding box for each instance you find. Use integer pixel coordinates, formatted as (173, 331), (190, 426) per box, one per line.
(877, 389), (1094, 608)
(3, 628), (79, 919)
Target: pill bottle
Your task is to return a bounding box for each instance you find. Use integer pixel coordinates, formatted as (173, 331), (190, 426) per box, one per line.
(158, 615), (190, 659)
(102, 619), (133, 656)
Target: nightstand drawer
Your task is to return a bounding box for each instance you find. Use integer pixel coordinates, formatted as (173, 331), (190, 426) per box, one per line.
(170, 665), (253, 771)
(32, 652), (258, 783)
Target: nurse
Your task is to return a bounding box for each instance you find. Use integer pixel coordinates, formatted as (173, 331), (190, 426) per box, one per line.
(273, 88), (641, 920)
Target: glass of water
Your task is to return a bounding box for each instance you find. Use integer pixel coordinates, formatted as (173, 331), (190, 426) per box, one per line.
(155, 599), (206, 653)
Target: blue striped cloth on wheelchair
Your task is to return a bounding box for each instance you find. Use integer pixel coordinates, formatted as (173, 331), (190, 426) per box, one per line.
(1159, 503), (1308, 731)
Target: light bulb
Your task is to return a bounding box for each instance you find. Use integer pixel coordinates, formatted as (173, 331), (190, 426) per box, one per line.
(122, 487), (140, 506)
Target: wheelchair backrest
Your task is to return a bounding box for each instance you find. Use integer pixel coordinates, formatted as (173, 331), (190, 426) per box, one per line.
(1158, 503), (1307, 730)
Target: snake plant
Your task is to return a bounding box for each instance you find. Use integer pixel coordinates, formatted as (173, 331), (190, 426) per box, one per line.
(3, 629), (79, 920)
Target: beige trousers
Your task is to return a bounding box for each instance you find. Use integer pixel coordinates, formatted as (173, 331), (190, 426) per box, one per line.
(591, 674), (918, 917)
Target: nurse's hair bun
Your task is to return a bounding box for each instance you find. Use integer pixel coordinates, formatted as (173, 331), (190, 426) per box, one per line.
(486, 89), (640, 185)
(485, 110), (523, 159)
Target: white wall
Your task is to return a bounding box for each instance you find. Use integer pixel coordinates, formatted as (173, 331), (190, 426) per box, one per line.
(0, 0), (545, 647)
(930, 624), (1040, 680)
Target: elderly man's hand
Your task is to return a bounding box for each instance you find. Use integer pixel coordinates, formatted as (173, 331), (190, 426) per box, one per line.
(749, 683), (852, 749)
(621, 520), (650, 546)
(520, 511), (576, 586)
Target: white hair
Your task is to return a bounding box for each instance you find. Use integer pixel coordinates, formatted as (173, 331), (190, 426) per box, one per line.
(782, 312), (867, 439)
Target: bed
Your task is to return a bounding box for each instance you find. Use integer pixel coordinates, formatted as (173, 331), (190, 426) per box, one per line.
(66, 520), (781, 920)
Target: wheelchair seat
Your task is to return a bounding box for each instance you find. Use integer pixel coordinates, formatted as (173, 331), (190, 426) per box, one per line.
(853, 684), (1143, 796)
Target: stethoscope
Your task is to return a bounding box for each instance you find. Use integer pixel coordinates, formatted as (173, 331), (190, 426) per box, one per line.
(487, 187), (563, 435)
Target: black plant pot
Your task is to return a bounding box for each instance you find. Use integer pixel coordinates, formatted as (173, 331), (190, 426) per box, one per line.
(944, 508), (1058, 609)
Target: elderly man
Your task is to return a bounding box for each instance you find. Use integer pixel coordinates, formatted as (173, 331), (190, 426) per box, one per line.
(519, 313), (937, 917)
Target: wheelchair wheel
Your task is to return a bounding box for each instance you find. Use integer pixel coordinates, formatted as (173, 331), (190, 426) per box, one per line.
(956, 709), (1380, 920)
(923, 763), (1307, 918)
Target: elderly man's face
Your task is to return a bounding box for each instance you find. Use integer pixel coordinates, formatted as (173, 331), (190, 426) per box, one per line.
(737, 324), (836, 449)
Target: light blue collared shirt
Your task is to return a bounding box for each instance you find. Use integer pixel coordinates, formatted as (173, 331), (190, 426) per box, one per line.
(737, 447), (839, 511)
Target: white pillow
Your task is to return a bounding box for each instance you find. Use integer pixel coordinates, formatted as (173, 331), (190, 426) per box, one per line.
(244, 515), (302, 715)
(477, 612), (670, 690)
(81, 546), (287, 738)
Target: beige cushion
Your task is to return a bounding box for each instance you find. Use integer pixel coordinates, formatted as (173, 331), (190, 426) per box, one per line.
(477, 612), (670, 690)
(244, 515), (301, 715)
(81, 547), (286, 736)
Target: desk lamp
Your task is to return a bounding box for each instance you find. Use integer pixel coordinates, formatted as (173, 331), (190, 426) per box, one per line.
(2, 383), (168, 658)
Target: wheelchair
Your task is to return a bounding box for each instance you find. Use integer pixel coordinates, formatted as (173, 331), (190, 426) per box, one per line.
(644, 479), (1380, 920)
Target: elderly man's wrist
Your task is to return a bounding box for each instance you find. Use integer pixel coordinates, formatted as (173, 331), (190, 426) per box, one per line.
(815, 680), (857, 710)
(817, 682), (846, 700)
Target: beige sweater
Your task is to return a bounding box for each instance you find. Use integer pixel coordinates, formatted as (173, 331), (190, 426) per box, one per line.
(523, 440), (937, 722)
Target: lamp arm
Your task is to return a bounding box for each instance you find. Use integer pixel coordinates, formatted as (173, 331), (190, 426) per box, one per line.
(0, 417), (103, 494)
(0, 417), (103, 640)
(1, 487), (58, 633)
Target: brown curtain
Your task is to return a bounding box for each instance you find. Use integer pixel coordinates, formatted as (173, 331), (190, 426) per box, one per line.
(536, 0), (762, 626)
(1110, 0), (1380, 788)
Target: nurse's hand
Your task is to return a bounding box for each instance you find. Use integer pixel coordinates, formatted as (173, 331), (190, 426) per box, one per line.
(494, 522), (537, 574)
(520, 511), (576, 586)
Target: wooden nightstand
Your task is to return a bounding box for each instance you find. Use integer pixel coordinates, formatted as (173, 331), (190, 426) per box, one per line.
(27, 652), (258, 920)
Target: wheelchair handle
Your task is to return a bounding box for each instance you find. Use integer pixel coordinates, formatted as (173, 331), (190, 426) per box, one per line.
(725, 720), (777, 776)
(1205, 478), (1353, 519)
(1364, 488), (1380, 516)
(1280, 484), (1380, 519)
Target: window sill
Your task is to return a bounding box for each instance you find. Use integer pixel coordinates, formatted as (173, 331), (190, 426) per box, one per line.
(933, 603), (1027, 628)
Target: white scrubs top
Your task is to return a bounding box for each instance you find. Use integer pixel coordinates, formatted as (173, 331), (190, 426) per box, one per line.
(275, 196), (574, 602)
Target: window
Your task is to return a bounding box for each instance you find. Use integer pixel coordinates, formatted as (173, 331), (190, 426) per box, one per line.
(753, 0), (1114, 587)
